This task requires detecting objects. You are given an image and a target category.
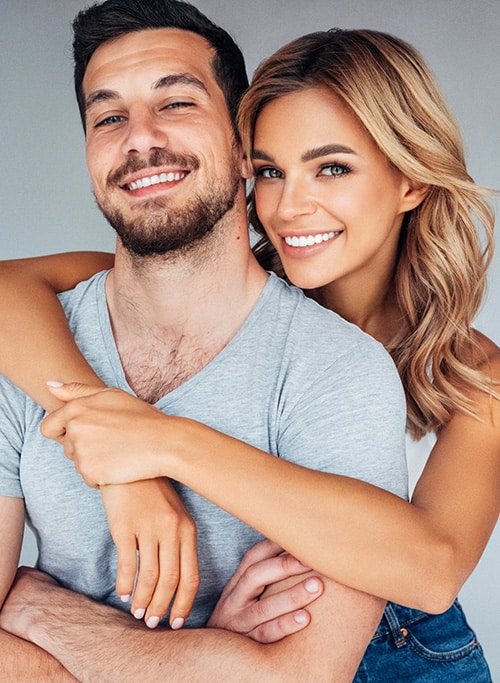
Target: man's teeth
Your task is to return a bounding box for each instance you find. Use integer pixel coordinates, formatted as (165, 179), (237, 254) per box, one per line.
(284, 232), (339, 247)
(128, 172), (186, 190)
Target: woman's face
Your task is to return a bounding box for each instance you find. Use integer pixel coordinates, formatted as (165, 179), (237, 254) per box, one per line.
(252, 86), (418, 293)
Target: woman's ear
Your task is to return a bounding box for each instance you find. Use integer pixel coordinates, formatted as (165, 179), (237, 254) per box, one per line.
(400, 179), (430, 213)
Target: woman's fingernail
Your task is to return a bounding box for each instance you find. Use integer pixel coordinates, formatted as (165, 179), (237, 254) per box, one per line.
(146, 616), (160, 629)
(46, 380), (64, 387)
(133, 608), (146, 620)
(294, 610), (308, 625)
(305, 578), (320, 593)
(171, 617), (185, 630)
(120, 594), (131, 603)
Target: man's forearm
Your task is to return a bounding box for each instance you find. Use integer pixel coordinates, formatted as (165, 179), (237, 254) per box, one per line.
(4, 577), (365, 683)
(0, 628), (76, 682)
(23, 589), (266, 683)
(2, 567), (382, 683)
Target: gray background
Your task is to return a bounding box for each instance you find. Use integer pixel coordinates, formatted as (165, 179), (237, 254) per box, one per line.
(2, 0), (499, 675)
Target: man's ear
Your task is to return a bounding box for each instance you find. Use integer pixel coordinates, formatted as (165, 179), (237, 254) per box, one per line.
(241, 154), (254, 180)
(400, 178), (430, 213)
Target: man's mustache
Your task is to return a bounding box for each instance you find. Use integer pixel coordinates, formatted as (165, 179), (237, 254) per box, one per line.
(107, 149), (200, 188)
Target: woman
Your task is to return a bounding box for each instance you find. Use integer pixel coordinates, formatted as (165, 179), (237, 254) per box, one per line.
(1, 29), (498, 680)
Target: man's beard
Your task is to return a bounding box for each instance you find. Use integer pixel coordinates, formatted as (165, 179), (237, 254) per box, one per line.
(97, 149), (242, 258)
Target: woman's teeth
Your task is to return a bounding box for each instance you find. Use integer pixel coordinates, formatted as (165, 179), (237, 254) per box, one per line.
(284, 231), (339, 247)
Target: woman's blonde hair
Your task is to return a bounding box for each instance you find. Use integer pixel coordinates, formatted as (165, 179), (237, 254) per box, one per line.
(238, 29), (496, 438)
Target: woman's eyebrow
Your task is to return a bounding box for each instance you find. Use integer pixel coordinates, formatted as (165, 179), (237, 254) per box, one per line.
(252, 149), (273, 162)
(252, 144), (356, 163)
(301, 144), (355, 162)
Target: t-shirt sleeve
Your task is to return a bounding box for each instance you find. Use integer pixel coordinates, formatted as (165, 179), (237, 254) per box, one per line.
(0, 378), (28, 498)
(277, 337), (408, 499)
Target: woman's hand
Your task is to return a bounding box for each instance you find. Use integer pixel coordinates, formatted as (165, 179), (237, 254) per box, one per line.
(100, 480), (199, 630)
(41, 383), (172, 486)
(207, 539), (323, 643)
(40, 382), (199, 628)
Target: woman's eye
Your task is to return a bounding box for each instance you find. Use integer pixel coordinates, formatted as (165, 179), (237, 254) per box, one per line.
(320, 163), (351, 177)
(255, 167), (283, 179)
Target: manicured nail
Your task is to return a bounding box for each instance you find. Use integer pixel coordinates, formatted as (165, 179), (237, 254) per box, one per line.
(146, 616), (160, 629)
(133, 608), (146, 620)
(294, 610), (308, 625)
(171, 617), (185, 630)
(305, 578), (320, 593)
(46, 380), (64, 387)
(120, 594), (131, 603)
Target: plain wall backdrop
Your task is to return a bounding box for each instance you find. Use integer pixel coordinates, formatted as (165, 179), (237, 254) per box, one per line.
(2, 0), (499, 676)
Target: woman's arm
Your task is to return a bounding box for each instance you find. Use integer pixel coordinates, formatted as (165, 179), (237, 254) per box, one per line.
(0, 252), (113, 411)
(43, 341), (500, 614)
(2, 254), (498, 612)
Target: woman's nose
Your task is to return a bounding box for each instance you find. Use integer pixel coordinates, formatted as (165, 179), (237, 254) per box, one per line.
(276, 179), (317, 221)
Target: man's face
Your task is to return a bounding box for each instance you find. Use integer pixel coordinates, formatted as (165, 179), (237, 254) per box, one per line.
(83, 28), (245, 257)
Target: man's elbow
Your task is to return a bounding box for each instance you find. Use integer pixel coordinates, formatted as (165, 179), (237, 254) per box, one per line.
(258, 649), (357, 683)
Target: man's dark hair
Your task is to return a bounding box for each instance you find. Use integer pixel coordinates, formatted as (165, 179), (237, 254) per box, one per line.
(73, 0), (248, 136)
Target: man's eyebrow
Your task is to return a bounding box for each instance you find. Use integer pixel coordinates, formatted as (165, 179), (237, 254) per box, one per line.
(152, 73), (209, 95)
(252, 144), (356, 163)
(84, 73), (210, 114)
(85, 89), (120, 113)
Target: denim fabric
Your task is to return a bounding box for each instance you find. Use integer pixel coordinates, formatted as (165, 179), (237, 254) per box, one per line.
(354, 600), (492, 682)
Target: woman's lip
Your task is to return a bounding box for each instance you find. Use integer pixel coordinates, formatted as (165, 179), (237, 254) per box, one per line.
(282, 231), (341, 248)
(279, 231), (342, 258)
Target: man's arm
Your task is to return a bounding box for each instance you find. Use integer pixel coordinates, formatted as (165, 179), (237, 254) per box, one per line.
(0, 630), (76, 683)
(2, 567), (384, 682)
(0, 497), (76, 682)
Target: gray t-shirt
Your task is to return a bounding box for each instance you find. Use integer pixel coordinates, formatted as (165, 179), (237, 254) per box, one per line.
(0, 271), (407, 627)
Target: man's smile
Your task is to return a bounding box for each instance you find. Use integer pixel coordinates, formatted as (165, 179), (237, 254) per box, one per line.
(123, 171), (188, 191)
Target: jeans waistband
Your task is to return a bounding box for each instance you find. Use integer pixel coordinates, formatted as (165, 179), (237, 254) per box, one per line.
(374, 602), (455, 647)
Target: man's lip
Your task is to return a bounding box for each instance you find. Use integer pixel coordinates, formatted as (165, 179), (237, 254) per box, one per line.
(120, 170), (189, 191)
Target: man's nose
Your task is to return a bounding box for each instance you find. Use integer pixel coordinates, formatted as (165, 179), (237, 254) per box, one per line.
(121, 107), (169, 156)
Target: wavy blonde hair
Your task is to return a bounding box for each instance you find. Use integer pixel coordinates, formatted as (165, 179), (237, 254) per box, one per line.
(238, 29), (497, 439)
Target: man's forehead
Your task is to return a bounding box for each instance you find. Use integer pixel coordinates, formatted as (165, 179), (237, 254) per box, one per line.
(83, 28), (216, 92)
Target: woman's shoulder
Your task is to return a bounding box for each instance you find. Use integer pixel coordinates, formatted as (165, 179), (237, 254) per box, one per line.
(463, 330), (500, 422)
(472, 329), (500, 371)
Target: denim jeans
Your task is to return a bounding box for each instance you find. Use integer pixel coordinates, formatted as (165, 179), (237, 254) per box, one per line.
(354, 601), (492, 682)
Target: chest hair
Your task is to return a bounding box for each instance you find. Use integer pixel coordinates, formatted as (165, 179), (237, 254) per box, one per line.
(119, 332), (225, 404)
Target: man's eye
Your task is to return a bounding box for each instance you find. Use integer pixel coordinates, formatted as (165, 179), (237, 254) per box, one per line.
(320, 163), (351, 177)
(96, 115), (124, 128)
(163, 102), (194, 110)
(255, 167), (283, 179)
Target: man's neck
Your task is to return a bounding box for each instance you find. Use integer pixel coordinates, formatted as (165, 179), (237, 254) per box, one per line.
(105, 201), (268, 402)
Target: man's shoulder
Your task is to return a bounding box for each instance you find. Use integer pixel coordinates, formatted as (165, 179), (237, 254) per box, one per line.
(58, 270), (108, 318)
(260, 276), (403, 409)
(265, 275), (384, 357)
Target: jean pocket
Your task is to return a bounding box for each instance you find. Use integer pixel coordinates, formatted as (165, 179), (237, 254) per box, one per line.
(403, 627), (480, 662)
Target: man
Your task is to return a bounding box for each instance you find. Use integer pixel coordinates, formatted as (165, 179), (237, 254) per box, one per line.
(0, 1), (408, 680)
